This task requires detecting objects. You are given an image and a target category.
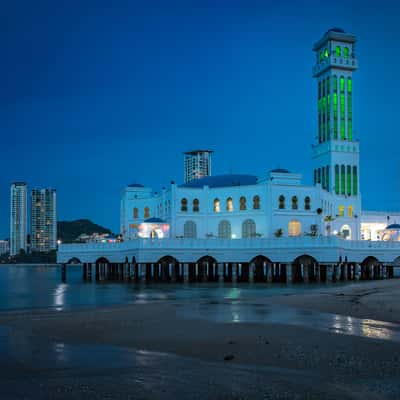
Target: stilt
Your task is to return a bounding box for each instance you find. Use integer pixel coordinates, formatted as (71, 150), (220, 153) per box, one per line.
(61, 263), (67, 282)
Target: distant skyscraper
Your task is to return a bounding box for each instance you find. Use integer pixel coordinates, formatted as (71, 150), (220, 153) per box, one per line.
(0, 240), (9, 255)
(30, 188), (57, 252)
(10, 182), (28, 256)
(184, 150), (213, 183)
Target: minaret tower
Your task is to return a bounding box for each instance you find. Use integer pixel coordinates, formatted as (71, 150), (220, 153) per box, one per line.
(312, 28), (361, 237)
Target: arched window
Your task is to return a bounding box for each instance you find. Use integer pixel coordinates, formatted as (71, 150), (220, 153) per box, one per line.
(335, 46), (341, 57)
(181, 198), (188, 212)
(218, 220), (231, 239)
(304, 196), (311, 210)
(278, 195), (285, 209)
(292, 196), (298, 210)
(133, 207), (139, 219)
(253, 195), (260, 209)
(214, 198), (220, 213)
(335, 165), (339, 194)
(193, 198), (199, 212)
(183, 220), (197, 239)
(144, 207), (150, 219)
(242, 219), (256, 238)
(239, 196), (247, 211)
(348, 205), (353, 217)
(353, 166), (358, 195)
(288, 220), (301, 237)
(341, 165), (346, 195)
(226, 197), (233, 212)
(340, 224), (351, 239)
(344, 47), (349, 58)
(338, 205), (344, 217)
(324, 48), (329, 58)
(347, 165), (352, 196)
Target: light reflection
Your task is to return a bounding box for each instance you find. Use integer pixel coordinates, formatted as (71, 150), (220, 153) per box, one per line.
(53, 284), (67, 310)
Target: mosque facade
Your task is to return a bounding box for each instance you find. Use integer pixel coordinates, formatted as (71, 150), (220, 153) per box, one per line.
(120, 28), (399, 244)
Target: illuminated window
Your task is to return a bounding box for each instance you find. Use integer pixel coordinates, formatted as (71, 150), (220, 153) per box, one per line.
(239, 196), (247, 211)
(278, 195), (285, 209)
(218, 220), (232, 239)
(242, 219), (256, 238)
(348, 205), (353, 217)
(335, 165), (339, 194)
(326, 165), (330, 191)
(144, 207), (150, 219)
(193, 198), (199, 212)
(253, 195), (260, 209)
(344, 47), (349, 58)
(319, 51), (323, 62)
(340, 76), (345, 93)
(288, 220), (301, 236)
(335, 46), (341, 57)
(324, 48), (329, 58)
(353, 166), (358, 195)
(214, 198), (220, 213)
(181, 198), (188, 212)
(347, 165), (352, 196)
(184, 220), (197, 239)
(292, 196), (298, 210)
(338, 205), (344, 217)
(133, 207), (139, 219)
(304, 196), (311, 210)
(226, 197), (233, 212)
(341, 165), (345, 195)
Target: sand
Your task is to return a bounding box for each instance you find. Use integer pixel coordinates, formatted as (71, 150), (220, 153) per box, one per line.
(0, 279), (400, 399)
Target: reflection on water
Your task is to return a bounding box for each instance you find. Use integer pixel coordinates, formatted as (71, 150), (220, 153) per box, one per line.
(0, 264), (338, 312)
(179, 302), (400, 342)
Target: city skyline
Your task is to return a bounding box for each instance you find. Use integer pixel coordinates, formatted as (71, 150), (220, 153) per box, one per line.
(2, 0), (400, 238)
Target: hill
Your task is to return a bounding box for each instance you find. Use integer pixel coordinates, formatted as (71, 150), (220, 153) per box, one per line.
(58, 219), (112, 243)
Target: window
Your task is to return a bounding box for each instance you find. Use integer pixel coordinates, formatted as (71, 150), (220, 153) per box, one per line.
(133, 207), (139, 219)
(348, 205), (353, 217)
(218, 220), (231, 239)
(344, 47), (349, 58)
(335, 46), (341, 57)
(278, 195), (285, 209)
(214, 198), (220, 213)
(144, 207), (150, 219)
(292, 196), (298, 210)
(347, 165), (352, 196)
(304, 196), (311, 210)
(242, 219), (256, 238)
(353, 166), (358, 195)
(341, 165), (346, 195)
(335, 165), (339, 195)
(324, 48), (329, 58)
(253, 195), (260, 209)
(193, 198), (199, 212)
(239, 196), (247, 211)
(184, 220), (197, 239)
(326, 165), (330, 191)
(338, 205), (344, 217)
(226, 197), (233, 212)
(181, 198), (188, 212)
(288, 220), (301, 237)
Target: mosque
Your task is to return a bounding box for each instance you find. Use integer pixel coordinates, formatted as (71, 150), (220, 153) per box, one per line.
(120, 28), (399, 244)
(58, 29), (400, 283)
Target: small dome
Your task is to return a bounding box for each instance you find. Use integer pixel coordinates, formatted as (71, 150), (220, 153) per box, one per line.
(270, 168), (290, 174)
(327, 27), (345, 34)
(144, 217), (166, 223)
(386, 224), (400, 230)
(128, 183), (145, 188)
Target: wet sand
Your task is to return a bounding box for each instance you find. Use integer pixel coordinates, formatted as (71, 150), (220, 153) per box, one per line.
(1, 279), (400, 399)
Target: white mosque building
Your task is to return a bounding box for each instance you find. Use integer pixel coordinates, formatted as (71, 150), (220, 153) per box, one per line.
(120, 28), (399, 244)
(58, 28), (400, 283)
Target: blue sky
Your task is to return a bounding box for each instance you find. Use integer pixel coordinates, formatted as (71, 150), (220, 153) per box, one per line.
(1, 0), (400, 237)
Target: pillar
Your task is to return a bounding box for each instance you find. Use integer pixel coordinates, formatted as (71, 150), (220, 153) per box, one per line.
(83, 263), (87, 281)
(61, 264), (67, 282)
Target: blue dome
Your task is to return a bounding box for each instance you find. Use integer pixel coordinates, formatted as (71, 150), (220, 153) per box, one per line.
(386, 224), (400, 230)
(180, 174), (258, 189)
(270, 168), (290, 174)
(144, 218), (166, 223)
(128, 183), (145, 188)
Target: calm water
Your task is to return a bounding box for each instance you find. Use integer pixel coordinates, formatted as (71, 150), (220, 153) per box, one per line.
(0, 264), (338, 312)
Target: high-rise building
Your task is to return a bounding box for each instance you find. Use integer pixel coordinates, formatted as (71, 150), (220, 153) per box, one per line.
(183, 150), (213, 183)
(30, 188), (57, 252)
(0, 240), (9, 255)
(10, 182), (28, 256)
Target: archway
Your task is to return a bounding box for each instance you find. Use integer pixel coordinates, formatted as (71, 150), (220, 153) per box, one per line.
(292, 254), (318, 283)
(250, 255), (272, 283)
(95, 257), (110, 281)
(340, 224), (352, 240)
(157, 255), (180, 282)
(196, 255), (218, 282)
(361, 256), (380, 280)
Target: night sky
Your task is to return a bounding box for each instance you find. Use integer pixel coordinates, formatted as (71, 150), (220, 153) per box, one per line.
(2, 0), (400, 238)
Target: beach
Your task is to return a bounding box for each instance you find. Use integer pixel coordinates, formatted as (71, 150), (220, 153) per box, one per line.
(0, 279), (400, 399)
